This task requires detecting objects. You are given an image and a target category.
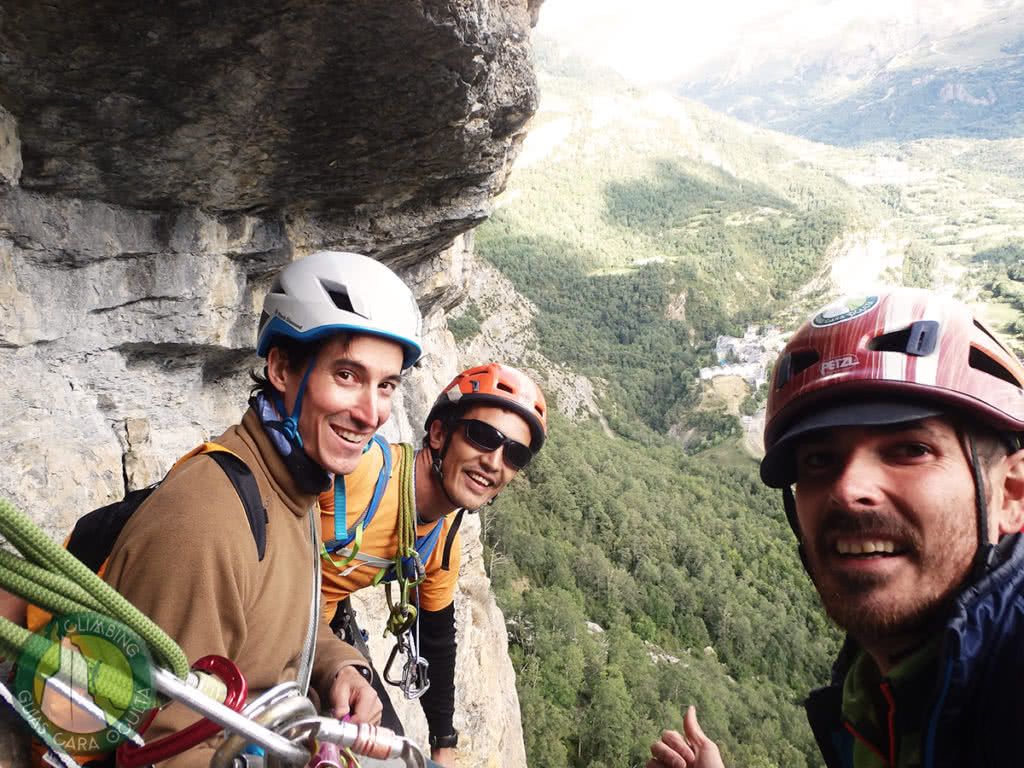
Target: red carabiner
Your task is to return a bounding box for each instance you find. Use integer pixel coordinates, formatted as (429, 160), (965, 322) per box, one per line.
(117, 655), (248, 768)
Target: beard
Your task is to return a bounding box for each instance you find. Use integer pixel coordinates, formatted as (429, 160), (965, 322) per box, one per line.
(803, 506), (973, 646)
(809, 565), (959, 645)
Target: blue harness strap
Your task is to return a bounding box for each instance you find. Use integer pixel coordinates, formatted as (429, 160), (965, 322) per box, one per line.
(378, 517), (447, 584)
(324, 434), (391, 553)
(322, 438), (453, 581)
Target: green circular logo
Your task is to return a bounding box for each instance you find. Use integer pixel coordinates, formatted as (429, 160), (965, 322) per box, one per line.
(15, 612), (155, 757)
(811, 295), (879, 327)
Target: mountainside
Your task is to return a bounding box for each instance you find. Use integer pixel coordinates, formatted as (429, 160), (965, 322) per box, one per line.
(4, 5), (1024, 767)
(676, 0), (1024, 144)
(463, 31), (1024, 767)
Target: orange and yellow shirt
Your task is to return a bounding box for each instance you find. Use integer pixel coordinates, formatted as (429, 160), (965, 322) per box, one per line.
(319, 442), (461, 621)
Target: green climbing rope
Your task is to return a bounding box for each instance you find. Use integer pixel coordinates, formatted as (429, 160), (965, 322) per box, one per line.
(0, 497), (189, 679)
(378, 444), (423, 637)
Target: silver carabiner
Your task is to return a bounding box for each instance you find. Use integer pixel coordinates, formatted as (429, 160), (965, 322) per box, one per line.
(401, 653), (430, 701)
(383, 629), (430, 700)
(209, 693), (316, 768)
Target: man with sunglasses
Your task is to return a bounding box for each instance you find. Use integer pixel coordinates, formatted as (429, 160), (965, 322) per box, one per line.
(318, 363), (547, 767)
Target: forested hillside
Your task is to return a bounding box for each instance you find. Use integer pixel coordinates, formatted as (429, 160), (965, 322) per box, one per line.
(467, 48), (864, 768)
(485, 415), (840, 767)
(467, 35), (1024, 767)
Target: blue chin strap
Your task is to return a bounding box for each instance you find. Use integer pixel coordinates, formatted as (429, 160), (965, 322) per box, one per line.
(273, 358), (318, 449)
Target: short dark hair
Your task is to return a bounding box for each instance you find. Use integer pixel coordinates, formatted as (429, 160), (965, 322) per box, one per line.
(422, 403), (469, 452)
(250, 333), (351, 398)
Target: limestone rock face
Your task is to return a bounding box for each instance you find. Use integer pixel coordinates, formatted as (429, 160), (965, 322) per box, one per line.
(0, 225), (527, 768)
(0, 0), (539, 263)
(0, 1), (543, 764)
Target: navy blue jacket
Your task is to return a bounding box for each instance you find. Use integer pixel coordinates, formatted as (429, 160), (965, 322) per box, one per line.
(806, 534), (1024, 768)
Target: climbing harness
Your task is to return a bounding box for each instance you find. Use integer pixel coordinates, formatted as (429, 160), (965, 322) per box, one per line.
(322, 435), (393, 568)
(321, 441), (441, 701)
(321, 435), (463, 585)
(0, 497), (437, 768)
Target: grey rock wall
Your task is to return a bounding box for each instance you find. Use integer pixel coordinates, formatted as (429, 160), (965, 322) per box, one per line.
(0, 0), (544, 764)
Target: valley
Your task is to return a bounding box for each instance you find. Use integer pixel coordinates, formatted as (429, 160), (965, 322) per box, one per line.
(461, 22), (1024, 767)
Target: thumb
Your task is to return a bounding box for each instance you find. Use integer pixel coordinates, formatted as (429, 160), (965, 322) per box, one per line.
(331, 676), (352, 718)
(683, 705), (709, 746)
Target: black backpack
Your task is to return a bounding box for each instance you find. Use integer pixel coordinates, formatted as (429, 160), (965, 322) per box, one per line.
(66, 442), (267, 572)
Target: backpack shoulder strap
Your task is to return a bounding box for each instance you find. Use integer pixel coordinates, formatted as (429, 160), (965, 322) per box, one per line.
(205, 450), (267, 562)
(440, 508), (465, 572)
(177, 442), (267, 561)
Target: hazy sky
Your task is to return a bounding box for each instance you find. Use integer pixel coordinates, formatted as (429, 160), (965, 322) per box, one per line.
(535, 0), (1011, 83)
(536, 0), (782, 82)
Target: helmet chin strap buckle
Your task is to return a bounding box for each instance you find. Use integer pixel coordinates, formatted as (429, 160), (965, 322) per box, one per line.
(282, 417), (301, 446)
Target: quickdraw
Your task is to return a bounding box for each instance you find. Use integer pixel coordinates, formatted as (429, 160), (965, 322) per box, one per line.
(382, 632), (430, 701)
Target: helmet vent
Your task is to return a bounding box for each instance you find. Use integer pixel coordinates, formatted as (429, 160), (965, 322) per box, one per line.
(867, 320), (938, 357)
(973, 319), (1014, 356)
(326, 287), (368, 320)
(496, 382), (515, 394)
(775, 350), (820, 389)
(969, 346), (1023, 389)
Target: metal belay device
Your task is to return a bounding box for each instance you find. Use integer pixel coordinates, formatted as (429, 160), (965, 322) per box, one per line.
(145, 678), (431, 768)
(0, 497), (437, 768)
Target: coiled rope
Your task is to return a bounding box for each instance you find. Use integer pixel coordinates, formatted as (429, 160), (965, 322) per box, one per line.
(0, 497), (189, 681)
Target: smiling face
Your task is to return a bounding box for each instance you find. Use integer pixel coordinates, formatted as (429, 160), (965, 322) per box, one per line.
(793, 417), (985, 654)
(268, 333), (404, 475)
(429, 404), (532, 511)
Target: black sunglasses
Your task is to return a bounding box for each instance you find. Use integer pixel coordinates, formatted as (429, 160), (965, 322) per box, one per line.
(456, 419), (533, 470)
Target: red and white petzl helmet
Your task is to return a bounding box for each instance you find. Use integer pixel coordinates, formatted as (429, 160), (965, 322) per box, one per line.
(761, 289), (1024, 487)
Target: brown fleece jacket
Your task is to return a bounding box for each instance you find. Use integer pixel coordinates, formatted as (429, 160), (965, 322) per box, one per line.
(103, 408), (369, 768)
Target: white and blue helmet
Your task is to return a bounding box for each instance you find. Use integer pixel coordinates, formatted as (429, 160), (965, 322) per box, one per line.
(257, 250), (423, 369)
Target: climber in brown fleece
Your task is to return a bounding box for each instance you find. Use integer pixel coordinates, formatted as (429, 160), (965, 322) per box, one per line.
(93, 251), (424, 768)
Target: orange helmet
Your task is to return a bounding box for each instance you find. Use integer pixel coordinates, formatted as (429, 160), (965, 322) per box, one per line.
(761, 289), (1024, 488)
(425, 363), (548, 451)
